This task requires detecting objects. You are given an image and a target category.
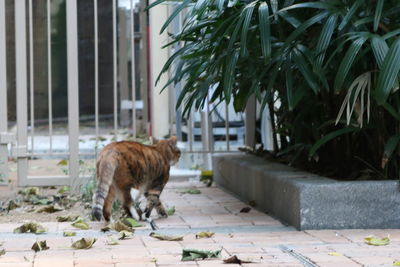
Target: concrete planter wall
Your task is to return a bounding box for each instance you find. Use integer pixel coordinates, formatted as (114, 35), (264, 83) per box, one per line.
(213, 153), (400, 230)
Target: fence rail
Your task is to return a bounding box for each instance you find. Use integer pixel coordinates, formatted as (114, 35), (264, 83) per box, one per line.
(0, 0), (252, 187)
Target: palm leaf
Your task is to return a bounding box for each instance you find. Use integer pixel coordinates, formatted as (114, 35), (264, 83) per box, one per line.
(338, 0), (363, 31)
(334, 37), (368, 92)
(258, 2), (271, 61)
(376, 39), (400, 104)
(374, 0), (384, 32)
(240, 3), (256, 56)
(316, 14), (337, 66)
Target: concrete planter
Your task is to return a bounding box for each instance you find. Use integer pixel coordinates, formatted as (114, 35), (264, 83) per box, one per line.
(213, 153), (400, 230)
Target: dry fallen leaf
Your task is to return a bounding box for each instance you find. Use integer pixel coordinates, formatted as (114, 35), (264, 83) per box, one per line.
(179, 189), (201, 194)
(393, 260), (400, 266)
(19, 187), (40, 196)
(223, 255), (253, 264)
(195, 231), (215, 239)
(14, 222), (47, 234)
(121, 218), (142, 228)
(239, 207), (251, 213)
(328, 252), (343, 256)
(181, 248), (221, 261)
(63, 231), (76, 237)
(0, 249), (5, 256)
(71, 238), (96, 249)
(101, 220), (133, 232)
(118, 230), (134, 240)
(149, 232), (183, 241)
(35, 204), (63, 213)
(364, 236), (390, 246)
(56, 215), (80, 222)
(71, 219), (90, 230)
(31, 241), (49, 252)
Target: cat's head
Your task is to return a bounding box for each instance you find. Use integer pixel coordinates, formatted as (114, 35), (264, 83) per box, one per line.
(152, 136), (181, 165)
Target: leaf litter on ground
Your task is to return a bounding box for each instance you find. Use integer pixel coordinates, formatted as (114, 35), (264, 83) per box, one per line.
(63, 231), (76, 237)
(181, 248), (221, 261)
(35, 204), (63, 213)
(166, 206), (175, 216)
(71, 238), (96, 249)
(364, 236), (390, 246)
(71, 218), (90, 230)
(195, 231), (214, 239)
(149, 232), (183, 241)
(19, 187), (40, 196)
(223, 255), (253, 264)
(101, 220), (134, 233)
(121, 217), (142, 228)
(118, 230), (134, 240)
(239, 207), (251, 213)
(57, 215), (80, 222)
(328, 252), (343, 256)
(14, 222), (47, 234)
(179, 189), (201, 194)
(31, 241), (49, 252)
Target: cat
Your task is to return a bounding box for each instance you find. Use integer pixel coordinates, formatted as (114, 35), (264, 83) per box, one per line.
(92, 136), (181, 226)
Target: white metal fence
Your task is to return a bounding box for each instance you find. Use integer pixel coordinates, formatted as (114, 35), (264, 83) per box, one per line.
(0, 0), (255, 188)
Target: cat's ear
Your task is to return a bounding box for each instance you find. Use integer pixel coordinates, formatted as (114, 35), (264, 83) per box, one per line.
(150, 136), (159, 145)
(169, 136), (178, 146)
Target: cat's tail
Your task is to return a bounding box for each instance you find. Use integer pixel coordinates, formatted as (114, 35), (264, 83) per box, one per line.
(92, 154), (117, 221)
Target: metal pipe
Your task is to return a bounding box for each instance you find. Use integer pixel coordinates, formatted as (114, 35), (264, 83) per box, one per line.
(47, 0), (53, 154)
(94, 0), (99, 152)
(113, 0), (118, 139)
(29, 0), (35, 153)
(66, 0), (80, 189)
(130, 0), (136, 138)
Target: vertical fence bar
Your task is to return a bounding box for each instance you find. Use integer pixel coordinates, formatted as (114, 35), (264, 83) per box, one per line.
(224, 102), (230, 151)
(66, 0), (80, 188)
(113, 0), (118, 139)
(94, 0), (99, 152)
(15, 0), (29, 186)
(0, 0), (8, 183)
(188, 111), (193, 152)
(130, 0), (136, 138)
(28, 0), (35, 154)
(47, 0), (53, 154)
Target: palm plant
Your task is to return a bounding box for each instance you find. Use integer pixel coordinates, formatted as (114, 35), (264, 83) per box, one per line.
(149, 0), (400, 180)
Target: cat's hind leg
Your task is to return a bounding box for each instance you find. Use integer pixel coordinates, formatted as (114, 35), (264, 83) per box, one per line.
(143, 190), (168, 219)
(102, 187), (115, 222)
(122, 188), (142, 221)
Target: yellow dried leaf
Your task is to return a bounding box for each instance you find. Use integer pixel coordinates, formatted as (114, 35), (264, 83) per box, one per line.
(71, 219), (90, 230)
(328, 252), (343, 256)
(195, 231), (215, 239)
(31, 241), (49, 252)
(71, 238), (96, 249)
(364, 236), (390, 246)
(63, 231), (76, 237)
(149, 232), (183, 241)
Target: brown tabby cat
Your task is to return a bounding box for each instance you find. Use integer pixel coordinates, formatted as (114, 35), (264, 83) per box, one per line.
(92, 136), (181, 225)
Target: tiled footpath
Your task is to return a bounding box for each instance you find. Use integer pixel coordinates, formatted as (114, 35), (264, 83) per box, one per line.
(0, 181), (400, 267)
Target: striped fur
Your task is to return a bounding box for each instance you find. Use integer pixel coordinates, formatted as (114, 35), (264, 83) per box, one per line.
(92, 136), (181, 222)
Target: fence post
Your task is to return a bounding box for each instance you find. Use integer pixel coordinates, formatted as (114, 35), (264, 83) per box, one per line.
(15, 0), (29, 186)
(0, 0), (8, 184)
(66, 0), (80, 190)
